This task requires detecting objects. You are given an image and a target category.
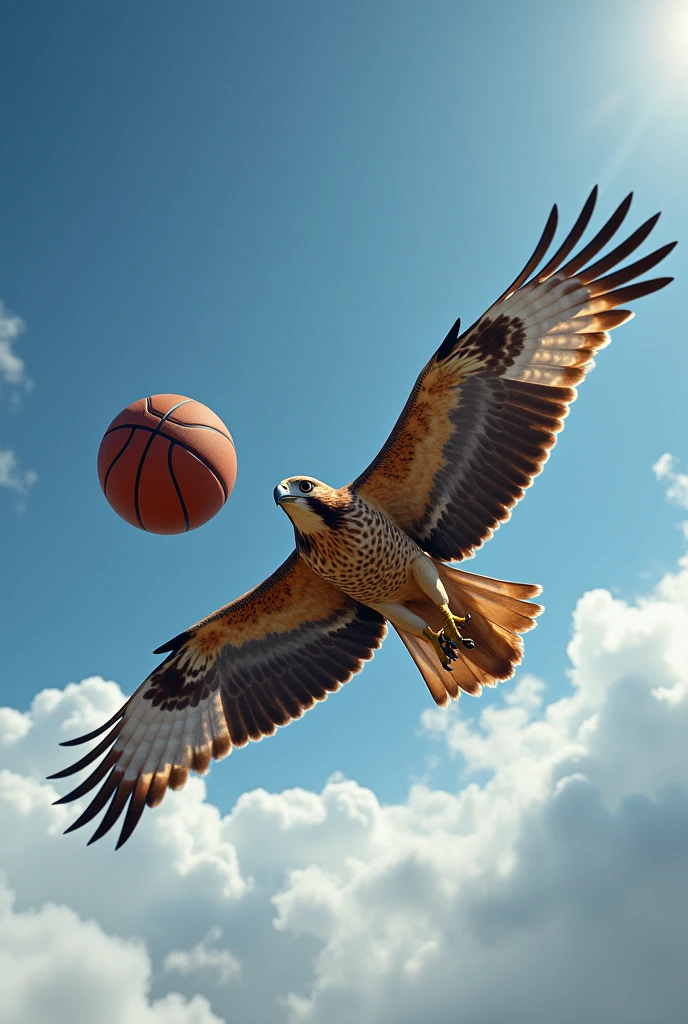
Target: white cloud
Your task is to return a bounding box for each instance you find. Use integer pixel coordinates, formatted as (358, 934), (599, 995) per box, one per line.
(164, 927), (242, 984)
(0, 448), (39, 496)
(0, 300), (30, 391)
(0, 880), (223, 1024)
(0, 679), (248, 930)
(1, 465), (688, 1022)
(1, 299), (37, 505)
(0, 708), (32, 745)
(653, 452), (688, 511)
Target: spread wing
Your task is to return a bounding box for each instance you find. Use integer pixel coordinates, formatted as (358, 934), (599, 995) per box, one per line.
(49, 552), (386, 848)
(353, 187), (675, 561)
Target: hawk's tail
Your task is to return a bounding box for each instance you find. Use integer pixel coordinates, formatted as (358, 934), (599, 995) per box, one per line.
(394, 563), (543, 707)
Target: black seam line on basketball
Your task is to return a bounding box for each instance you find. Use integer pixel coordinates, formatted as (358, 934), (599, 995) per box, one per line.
(164, 421), (236, 448)
(167, 442), (190, 532)
(103, 428), (136, 496)
(104, 421), (235, 447)
(134, 400), (194, 530)
(145, 396), (166, 423)
(167, 440), (229, 500)
(148, 396), (190, 420)
(103, 426), (230, 500)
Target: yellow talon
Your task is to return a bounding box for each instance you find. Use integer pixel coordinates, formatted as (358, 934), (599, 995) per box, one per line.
(440, 604), (472, 646)
(423, 626), (454, 671)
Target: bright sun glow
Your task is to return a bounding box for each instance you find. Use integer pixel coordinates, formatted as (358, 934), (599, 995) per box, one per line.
(654, 2), (688, 82)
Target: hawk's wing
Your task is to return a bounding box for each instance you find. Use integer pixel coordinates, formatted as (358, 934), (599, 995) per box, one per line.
(50, 552), (386, 848)
(352, 188), (675, 561)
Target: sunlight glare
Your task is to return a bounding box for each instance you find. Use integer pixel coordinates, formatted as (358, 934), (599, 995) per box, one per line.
(654, 2), (688, 84)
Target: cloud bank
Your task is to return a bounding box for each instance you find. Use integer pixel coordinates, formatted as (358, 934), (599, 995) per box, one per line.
(1, 460), (687, 1023)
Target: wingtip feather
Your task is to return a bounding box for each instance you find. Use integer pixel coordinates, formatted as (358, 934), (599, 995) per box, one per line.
(58, 707), (126, 746)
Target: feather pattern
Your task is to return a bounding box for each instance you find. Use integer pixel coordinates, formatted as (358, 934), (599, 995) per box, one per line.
(50, 552), (386, 847)
(353, 188), (675, 560)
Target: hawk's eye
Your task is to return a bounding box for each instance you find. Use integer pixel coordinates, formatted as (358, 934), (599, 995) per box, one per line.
(299, 480), (314, 493)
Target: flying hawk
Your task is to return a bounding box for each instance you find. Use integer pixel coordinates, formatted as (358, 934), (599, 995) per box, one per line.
(51, 187), (675, 847)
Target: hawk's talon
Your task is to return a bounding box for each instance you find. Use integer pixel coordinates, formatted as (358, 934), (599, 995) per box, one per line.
(423, 626), (454, 671)
(424, 617), (477, 668)
(443, 640), (459, 661)
(439, 603), (476, 649)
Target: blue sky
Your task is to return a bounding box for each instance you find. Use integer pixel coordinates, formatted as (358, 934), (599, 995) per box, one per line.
(4, 4), (688, 1019)
(1, 0), (687, 807)
(1, 0), (688, 1019)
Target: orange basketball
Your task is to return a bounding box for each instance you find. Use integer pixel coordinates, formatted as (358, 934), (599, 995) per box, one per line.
(97, 395), (237, 534)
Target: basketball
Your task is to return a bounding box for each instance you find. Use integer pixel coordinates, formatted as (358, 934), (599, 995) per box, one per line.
(97, 395), (237, 534)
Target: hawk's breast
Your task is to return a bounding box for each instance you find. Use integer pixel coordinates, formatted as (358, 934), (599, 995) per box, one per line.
(299, 498), (422, 605)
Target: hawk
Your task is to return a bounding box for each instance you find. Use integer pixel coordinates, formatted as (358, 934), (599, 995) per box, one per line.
(51, 188), (675, 847)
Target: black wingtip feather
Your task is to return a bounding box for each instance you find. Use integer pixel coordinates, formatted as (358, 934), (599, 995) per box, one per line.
(600, 276), (673, 306)
(557, 192), (634, 280)
(435, 316), (462, 362)
(577, 212), (664, 286)
(535, 186), (598, 283)
(48, 728), (119, 779)
(494, 202), (559, 304)
(587, 242), (677, 297)
(116, 795), (149, 849)
(58, 707), (126, 746)
(153, 631), (189, 655)
(87, 782), (135, 846)
(51, 752), (120, 804)
(61, 770), (119, 835)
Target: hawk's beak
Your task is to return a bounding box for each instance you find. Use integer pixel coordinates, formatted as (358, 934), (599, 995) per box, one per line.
(274, 483), (295, 506)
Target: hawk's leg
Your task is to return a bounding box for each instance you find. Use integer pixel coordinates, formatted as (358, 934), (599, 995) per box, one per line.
(369, 602), (457, 671)
(440, 606), (475, 650)
(368, 598), (458, 671)
(422, 627), (459, 671)
(411, 556), (476, 650)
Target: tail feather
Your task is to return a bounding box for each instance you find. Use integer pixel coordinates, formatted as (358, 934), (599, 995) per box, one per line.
(396, 563), (543, 706)
(394, 627), (480, 706)
(395, 629), (460, 704)
(441, 569), (542, 601)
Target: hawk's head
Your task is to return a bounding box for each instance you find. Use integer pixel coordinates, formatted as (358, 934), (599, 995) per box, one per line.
(274, 477), (349, 535)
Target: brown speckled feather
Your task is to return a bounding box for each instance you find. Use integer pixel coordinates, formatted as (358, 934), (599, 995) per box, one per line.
(49, 552), (386, 848)
(353, 188), (675, 560)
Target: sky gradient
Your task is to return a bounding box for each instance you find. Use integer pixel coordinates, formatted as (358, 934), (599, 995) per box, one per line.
(1, 2), (687, 1021)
